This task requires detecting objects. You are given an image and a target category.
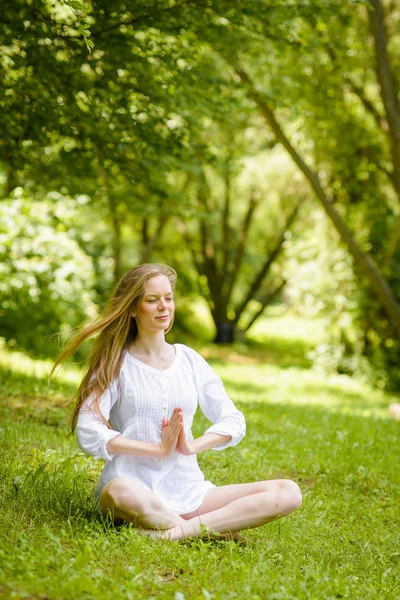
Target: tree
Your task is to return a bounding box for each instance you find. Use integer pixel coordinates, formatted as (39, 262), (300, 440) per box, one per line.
(180, 145), (306, 342)
(0, 0), (245, 282)
(0, 195), (96, 356)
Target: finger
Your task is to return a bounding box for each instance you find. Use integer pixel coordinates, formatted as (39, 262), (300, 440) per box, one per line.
(170, 411), (181, 424)
(171, 420), (183, 437)
(173, 408), (183, 421)
(170, 419), (182, 433)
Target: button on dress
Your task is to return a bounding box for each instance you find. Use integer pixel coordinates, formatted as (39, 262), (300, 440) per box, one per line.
(76, 344), (246, 515)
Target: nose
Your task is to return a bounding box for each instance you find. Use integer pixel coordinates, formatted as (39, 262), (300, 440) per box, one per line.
(158, 297), (167, 310)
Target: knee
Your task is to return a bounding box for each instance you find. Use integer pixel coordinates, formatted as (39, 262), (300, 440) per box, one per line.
(278, 480), (302, 514)
(103, 478), (146, 514)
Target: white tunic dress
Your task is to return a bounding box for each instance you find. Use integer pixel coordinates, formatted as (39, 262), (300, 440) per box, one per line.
(76, 344), (246, 515)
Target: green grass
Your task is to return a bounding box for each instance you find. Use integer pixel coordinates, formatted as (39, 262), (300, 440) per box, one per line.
(1, 317), (400, 600)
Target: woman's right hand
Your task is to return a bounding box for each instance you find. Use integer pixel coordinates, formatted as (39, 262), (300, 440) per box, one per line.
(159, 408), (183, 457)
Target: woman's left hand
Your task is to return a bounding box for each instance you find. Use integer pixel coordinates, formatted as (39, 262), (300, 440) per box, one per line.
(176, 426), (195, 456)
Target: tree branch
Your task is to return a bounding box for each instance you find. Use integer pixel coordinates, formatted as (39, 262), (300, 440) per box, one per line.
(177, 217), (216, 318)
(368, 0), (400, 197)
(375, 161), (395, 185)
(345, 76), (389, 136)
(224, 188), (260, 307)
(234, 202), (300, 324)
(91, 0), (198, 37)
(140, 213), (169, 263)
(319, 32), (389, 136)
(231, 60), (400, 337)
(140, 175), (192, 263)
(97, 150), (123, 283)
(141, 217), (150, 247)
(383, 215), (400, 271)
(197, 172), (218, 272)
(221, 165), (232, 283)
(244, 279), (287, 331)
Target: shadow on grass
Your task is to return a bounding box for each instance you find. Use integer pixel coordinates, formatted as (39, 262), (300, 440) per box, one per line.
(2, 392), (399, 531)
(1, 344), (399, 531)
(200, 337), (314, 370)
(0, 364), (75, 398)
(225, 377), (390, 415)
(0, 370), (73, 433)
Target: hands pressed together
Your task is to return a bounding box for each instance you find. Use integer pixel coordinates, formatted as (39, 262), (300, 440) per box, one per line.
(106, 406), (229, 459)
(159, 407), (194, 458)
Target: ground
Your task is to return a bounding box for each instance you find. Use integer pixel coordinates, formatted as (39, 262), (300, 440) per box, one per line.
(0, 311), (399, 599)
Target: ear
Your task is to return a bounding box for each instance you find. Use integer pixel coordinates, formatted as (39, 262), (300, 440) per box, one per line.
(132, 313), (136, 318)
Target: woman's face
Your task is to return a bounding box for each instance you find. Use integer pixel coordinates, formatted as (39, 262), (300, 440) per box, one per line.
(133, 275), (175, 334)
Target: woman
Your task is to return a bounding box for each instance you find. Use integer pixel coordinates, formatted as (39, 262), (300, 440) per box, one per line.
(53, 264), (301, 541)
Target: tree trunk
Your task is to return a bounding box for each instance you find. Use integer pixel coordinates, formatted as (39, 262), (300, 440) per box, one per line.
(368, 0), (400, 200)
(214, 321), (236, 344)
(108, 193), (123, 283)
(140, 214), (169, 263)
(234, 63), (400, 338)
(244, 279), (287, 332)
(234, 201), (300, 324)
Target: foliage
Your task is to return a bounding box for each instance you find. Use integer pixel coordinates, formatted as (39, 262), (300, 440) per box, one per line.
(288, 3), (400, 389)
(0, 195), (96, 357)
(179, 144), (309, 341)
(1, 331), (399, 599)
(218, 0), (400, 387)
(1, 0), (400, 386)
(285, 200), (400, 389)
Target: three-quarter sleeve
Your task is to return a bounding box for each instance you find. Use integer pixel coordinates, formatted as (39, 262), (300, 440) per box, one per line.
(76, 377), (122, 461)
(192, 351), (246, 451)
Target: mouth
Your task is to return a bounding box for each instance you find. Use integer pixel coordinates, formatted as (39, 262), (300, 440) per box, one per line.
(156, 315), (169, 321)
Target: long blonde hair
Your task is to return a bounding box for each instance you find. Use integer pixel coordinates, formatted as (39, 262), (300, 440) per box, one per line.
(51, 263), (177, 433)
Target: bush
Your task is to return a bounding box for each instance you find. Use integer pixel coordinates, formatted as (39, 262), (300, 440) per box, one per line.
(0, 197), (96, 357)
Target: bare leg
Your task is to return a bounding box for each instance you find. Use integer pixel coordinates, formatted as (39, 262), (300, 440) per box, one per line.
(163, 479), (302, 541)
(99, 476), (185, 532)
(100, 477), (302, 542)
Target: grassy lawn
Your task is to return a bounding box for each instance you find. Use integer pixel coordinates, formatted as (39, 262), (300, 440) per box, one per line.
(1, 314), (400, 600)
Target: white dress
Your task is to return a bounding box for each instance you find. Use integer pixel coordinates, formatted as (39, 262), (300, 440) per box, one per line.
(76, 344), (246, 515)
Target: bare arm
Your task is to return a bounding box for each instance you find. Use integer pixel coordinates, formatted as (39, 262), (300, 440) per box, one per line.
(106, 408), (183, 458)
(176, 427), (231, 456)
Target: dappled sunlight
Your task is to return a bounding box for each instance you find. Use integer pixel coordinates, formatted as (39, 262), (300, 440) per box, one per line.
(0, 339), (81, 387)
(212, 360), (398, 420)
(2, 0), (400, 594)
(199, 311), (328, 371)
(248, 308), (327, 347)
(201, 338), (313, 370)
(2, 337), (398, 422)
(2, 338), (400, 600)
(196, 312), (399, 421)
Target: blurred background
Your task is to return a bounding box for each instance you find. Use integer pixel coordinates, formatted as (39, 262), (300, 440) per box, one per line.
(1, 0), (400, 390)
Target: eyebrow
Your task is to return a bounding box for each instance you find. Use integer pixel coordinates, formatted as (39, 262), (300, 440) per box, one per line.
(144, 292), (173, 297)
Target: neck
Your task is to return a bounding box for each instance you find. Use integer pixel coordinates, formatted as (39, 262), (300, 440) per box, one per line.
(131, 332), (168, 356)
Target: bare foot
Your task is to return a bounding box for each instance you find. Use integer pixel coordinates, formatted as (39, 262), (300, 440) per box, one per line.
(136, 527), (246, 545)
(205, 531), (247, 545)
(136, 528), (172, 541)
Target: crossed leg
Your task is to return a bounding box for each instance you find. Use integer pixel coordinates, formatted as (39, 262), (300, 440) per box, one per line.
(168, 479), (302, 540)
(99, 477), (302, 541)
(99, 477), (187, 530)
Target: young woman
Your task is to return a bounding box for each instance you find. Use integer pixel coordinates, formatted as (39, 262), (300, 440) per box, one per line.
(53, 264), (301, 541)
